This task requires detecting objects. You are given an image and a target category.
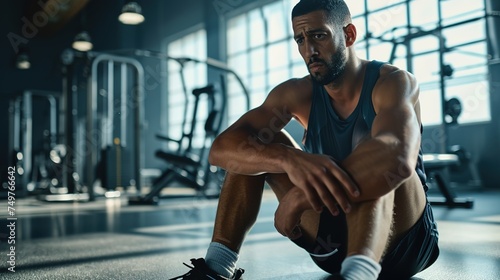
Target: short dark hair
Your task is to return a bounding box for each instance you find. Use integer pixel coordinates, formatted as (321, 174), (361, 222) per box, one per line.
(291, 0), (351, 29)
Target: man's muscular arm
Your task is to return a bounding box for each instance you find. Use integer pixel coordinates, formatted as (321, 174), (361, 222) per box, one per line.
(342, 68), (422, 202)
(209, 78), (359, 214)
(208, 80), (298, 175)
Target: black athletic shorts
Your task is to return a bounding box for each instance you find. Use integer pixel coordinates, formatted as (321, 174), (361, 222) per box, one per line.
(292, 202), (440, 279)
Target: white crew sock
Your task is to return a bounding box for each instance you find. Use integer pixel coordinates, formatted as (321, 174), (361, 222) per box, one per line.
(340, 254), (382, 280)
(205, 242), (239, 278)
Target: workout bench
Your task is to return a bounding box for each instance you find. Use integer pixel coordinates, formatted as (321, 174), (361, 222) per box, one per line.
(423, 153), (474, 208)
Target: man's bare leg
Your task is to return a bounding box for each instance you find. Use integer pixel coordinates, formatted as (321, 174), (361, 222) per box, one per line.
(203, 173), (266, 278)
(208, 130), (427, 279)
(342, 173), (427, 279)
(212, 130), (321, 252)
(211, 171), (321, 251)
(345, 191), (395, 261)
(346, 173), (426, 260)
(207, 131), (322, 278)
(211, 173), (266, 253)
(266, 173), (321, 247)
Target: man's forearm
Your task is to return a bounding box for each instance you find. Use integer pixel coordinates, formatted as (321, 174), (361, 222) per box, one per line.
(209, 128), (292, 175)
(342, 134), (418, 202)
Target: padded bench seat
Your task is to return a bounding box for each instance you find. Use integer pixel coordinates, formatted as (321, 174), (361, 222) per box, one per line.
(423, 153), (474, 208)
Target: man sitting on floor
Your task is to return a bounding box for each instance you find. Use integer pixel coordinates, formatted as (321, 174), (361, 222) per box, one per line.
(170, 0), (439, 279)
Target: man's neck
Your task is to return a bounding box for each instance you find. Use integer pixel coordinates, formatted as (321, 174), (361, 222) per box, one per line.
(324, 55), (366, 104)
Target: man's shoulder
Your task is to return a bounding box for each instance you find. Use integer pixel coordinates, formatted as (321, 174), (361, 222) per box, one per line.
(271, 75), (314, 101)
(264, 76), (313, 120)
(377, 63), (415, 82)
(372, 62), (419, 108)
(276, 75), (313, 91)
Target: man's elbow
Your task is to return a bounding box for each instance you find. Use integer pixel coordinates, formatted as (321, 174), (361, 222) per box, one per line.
(382, 157), (414, 190)
(207, 150), (218, 167)
(350, 167), (412, 204)
(208, 137), (223, 167)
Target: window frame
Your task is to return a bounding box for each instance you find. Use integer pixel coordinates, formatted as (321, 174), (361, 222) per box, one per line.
(222, 0), (491, 127)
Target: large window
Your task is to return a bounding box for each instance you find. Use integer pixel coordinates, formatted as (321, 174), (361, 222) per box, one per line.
(166, 29), (207, 149)
(225, 0), (491, 127)
(353, 0), (490, 125)
(226, 0), (305, 125)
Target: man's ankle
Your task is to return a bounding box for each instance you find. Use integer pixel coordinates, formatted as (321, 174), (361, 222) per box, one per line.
(340, 254), (381, 280)
(205, 242), (239, 278)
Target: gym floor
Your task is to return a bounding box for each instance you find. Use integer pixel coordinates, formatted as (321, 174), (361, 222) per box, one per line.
(0, 188), (499, 280)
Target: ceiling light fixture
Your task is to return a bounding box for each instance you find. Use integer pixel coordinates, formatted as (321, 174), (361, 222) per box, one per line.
(16, 50), (31, 69)
(118, 1), (145, 25)
(72, 31), (93, 52)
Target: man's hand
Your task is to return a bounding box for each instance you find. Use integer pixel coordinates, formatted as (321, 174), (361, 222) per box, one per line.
(274, 187), (309, 240)
(282, 149), (360, 215)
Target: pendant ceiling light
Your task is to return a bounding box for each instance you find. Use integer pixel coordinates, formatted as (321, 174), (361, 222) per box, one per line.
(72, 31), (93, 52)
(118, 1), (145, 25)
(15, 49), (31, 69)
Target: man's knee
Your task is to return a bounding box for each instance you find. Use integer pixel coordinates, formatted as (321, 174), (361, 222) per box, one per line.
(265, 173), (294, 200)
(223, 172), (266, 189)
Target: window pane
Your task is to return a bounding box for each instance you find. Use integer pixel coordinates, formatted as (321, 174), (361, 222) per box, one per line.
(250, 48), (266, 74)
(419, 88), (442, 126)
(196, 96), (209, 122)
(410, 0), (438, 26)
(355, 41), (368, 60)
(183, 65), (196, 81)
(227, 75), (242, 97)
(169, 104), (185, 125)
(444, 43), (488, 76)
(268, 68), (289, 90)
(228, 53), (249, 80)
(446, 81), (490, 123)
(411, 36), (439, 55)
(249, 74), (266, 93)
(349, 1), (365, 17)
(292, 63), (308, 78)
(286, 0), (300, 19)
(264, 2), (287, 43)
(393, 57), (407, 71)
(250, 90), (267, 108)
(168, 59), (181, 73)
(369, 42), (393, 62)
(352, 17), (366, 41)
(442, 20), (486, 47)
(249, 10), (265, 48)
(412, 52), (440, 84)
(226, 1), (298, 128)
(367, 4), (407, 38)
(267, 42), (288, 69)
(227, 15), (247, 55)
(367, 0), (403, 12)
(167, 71), (183, 93)
(289, 41), (302, 63)
(228, 95), (248, 123)
(441, 0), (484, 23)
(168, 124), (183, 150)
(168, 40), (183, 57)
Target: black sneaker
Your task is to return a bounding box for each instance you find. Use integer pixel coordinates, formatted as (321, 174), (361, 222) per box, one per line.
(169, 258), (245, 280)
(328, 273), (345, 280)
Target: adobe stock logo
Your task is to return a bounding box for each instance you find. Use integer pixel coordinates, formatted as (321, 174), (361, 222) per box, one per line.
(7, 0), (71, 53)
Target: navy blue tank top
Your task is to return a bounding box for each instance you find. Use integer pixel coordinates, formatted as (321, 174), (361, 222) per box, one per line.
(303, 60), (428, 191)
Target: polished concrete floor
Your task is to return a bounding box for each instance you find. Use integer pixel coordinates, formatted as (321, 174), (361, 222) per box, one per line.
(0, 188), (499, 279)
